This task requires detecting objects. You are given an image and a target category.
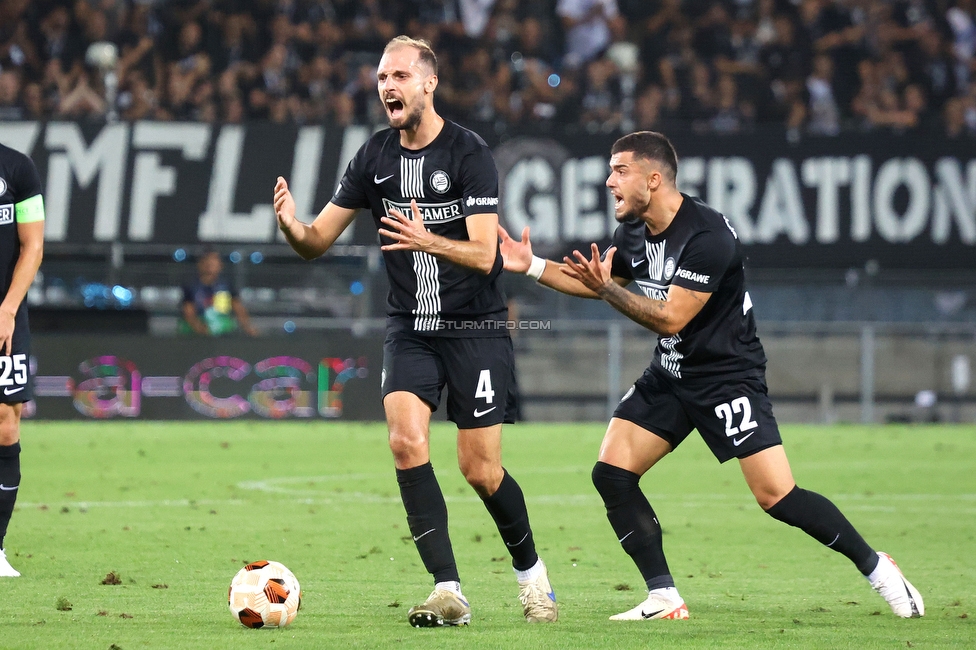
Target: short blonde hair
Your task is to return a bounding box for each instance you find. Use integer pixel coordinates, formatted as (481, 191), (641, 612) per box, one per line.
(383, 35), (438, 75)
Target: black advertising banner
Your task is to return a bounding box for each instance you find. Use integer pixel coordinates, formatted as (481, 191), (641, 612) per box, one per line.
(491, 129), (976, 269)
(1, 121), (973, 268)
(26, 333), (384, 421)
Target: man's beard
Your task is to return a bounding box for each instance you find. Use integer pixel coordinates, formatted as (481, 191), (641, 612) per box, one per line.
(389, 102), (424, 131)
(616, 194), (651, 223)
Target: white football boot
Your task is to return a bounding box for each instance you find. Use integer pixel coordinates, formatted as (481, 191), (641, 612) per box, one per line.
(610, 588), (688, 620)
(0, 548), (20, 577)
(869, 552), (924, 618)
(407, 588), (471, 627)
(517, 559), (558, 622)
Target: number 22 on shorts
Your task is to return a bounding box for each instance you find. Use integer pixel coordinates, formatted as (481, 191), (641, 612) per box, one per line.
(714, 396), (757, 446)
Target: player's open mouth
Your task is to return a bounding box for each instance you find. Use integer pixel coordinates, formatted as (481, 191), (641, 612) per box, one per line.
(385, 97), (404, 119)
(612, 193), (624, 210)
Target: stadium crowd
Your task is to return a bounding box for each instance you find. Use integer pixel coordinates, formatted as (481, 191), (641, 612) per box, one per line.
(0, 0), (975, 138)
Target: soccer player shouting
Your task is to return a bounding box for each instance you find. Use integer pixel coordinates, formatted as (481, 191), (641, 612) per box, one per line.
(274, 36), (557, 627)
(498, 131), (923, 620)
(0, 142), (45, 578)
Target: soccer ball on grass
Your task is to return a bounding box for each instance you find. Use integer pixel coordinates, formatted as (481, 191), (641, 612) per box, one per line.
(228, 560), (302, 628)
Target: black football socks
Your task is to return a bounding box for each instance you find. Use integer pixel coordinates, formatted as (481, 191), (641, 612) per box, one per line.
(592, 461), (674, 590)
(766, 485), (879, 575)
(0, 442), (20, 548)
(480, 469), (538, 571)
(396, 462), (460, 584)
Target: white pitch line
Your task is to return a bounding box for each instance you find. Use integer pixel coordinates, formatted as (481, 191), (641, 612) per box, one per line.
(14, 474), (976, 510)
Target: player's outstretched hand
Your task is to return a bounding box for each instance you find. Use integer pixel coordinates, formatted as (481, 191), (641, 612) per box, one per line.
(378, 200), (433, 251)
(562, 243), (616, 293)
(274, 176), (297, 233)
(498, 225), (533, 273)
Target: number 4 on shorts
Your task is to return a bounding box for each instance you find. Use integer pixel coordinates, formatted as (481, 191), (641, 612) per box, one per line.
(475, 369), (494, 404)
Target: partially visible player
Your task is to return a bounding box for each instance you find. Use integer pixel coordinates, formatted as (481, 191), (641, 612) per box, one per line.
(498, 131), (923, 620)
(274, 36), (557, 626)
(0, 142), (45, 578)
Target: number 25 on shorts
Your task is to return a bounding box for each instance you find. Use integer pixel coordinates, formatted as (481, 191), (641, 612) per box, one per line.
(0, 353), (28, 395)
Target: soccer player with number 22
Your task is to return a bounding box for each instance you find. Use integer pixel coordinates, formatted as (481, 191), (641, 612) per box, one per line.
(499, 131), (923, 621)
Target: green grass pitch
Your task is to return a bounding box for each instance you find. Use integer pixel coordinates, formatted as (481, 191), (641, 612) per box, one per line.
(1, 421), (973, 649)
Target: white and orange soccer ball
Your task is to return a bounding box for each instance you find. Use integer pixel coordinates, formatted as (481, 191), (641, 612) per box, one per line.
(228, 560), (302, 629)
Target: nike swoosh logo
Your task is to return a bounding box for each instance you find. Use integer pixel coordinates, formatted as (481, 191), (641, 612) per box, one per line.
(732, 431), (755, 446)
(631, 258), (643, 267)
(641, 609), (665, 619)
(506, 532), (529, 547)
(3, 386), (24, 395)
(0, 484), (17, 491)
(413, 528), (435, 542)
(618, 531), (633, 543)
(374, 174), (394, 184)
(473, 406), (497, 418)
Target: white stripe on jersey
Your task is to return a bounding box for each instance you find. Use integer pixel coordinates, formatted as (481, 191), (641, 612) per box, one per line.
(400, 155), (438, 330)
(646, 240), (666, 281)
(412, 251), (441, 331)
(400, 156), (425, 199)
(660, 333), (683, 378)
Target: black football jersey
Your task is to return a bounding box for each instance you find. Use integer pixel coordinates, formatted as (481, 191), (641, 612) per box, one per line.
(0, 143), (44, 308)
(331, 120), (507, 337)
(609, 193), (766, 379)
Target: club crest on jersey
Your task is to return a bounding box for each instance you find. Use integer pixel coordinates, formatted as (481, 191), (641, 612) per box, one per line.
(663, 257), (676, 280)
(0, 177), (6, 196)
(429, 170), (450, 194)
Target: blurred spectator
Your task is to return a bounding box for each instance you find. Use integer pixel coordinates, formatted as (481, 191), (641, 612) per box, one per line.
(0, 69), (23, 120)
(912, 26), (956, 115)
(180, 249), (257, 337)
(946, 0), (976, 89)
(57, 66), (107, 119)
(806, 53), (841, 135)
(459, 0), (498, 39)
(942, 97), (975, 139)
(634, 84), (665, 130)
(710, 73), (752, 134)
(557, 0), (624, 69)
(579, 56), (621, 131)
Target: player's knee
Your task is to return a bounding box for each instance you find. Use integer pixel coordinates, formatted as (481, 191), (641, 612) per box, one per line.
(387, 425), (426, 463)
(756, 484), (796, 512)
(459, 460), (501, 497)
(591, 461), (639, 505)
(0, 404), (21, 446)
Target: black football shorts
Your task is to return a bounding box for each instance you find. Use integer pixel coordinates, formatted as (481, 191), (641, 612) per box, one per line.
(0, 310), (33, 405)
(381, 329), (519, 429)
(613, 366), (782, 463)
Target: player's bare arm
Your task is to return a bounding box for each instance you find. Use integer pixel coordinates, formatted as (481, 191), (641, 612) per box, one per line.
(181, 301), (209, 335)
(379, 200), (496, 274)
(0, 220), (43, 356)
(498, 225), (626, 298)
(231, 298), (258, 336)
(563, 242), (710, 336)
(274, 176), (357, 260)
